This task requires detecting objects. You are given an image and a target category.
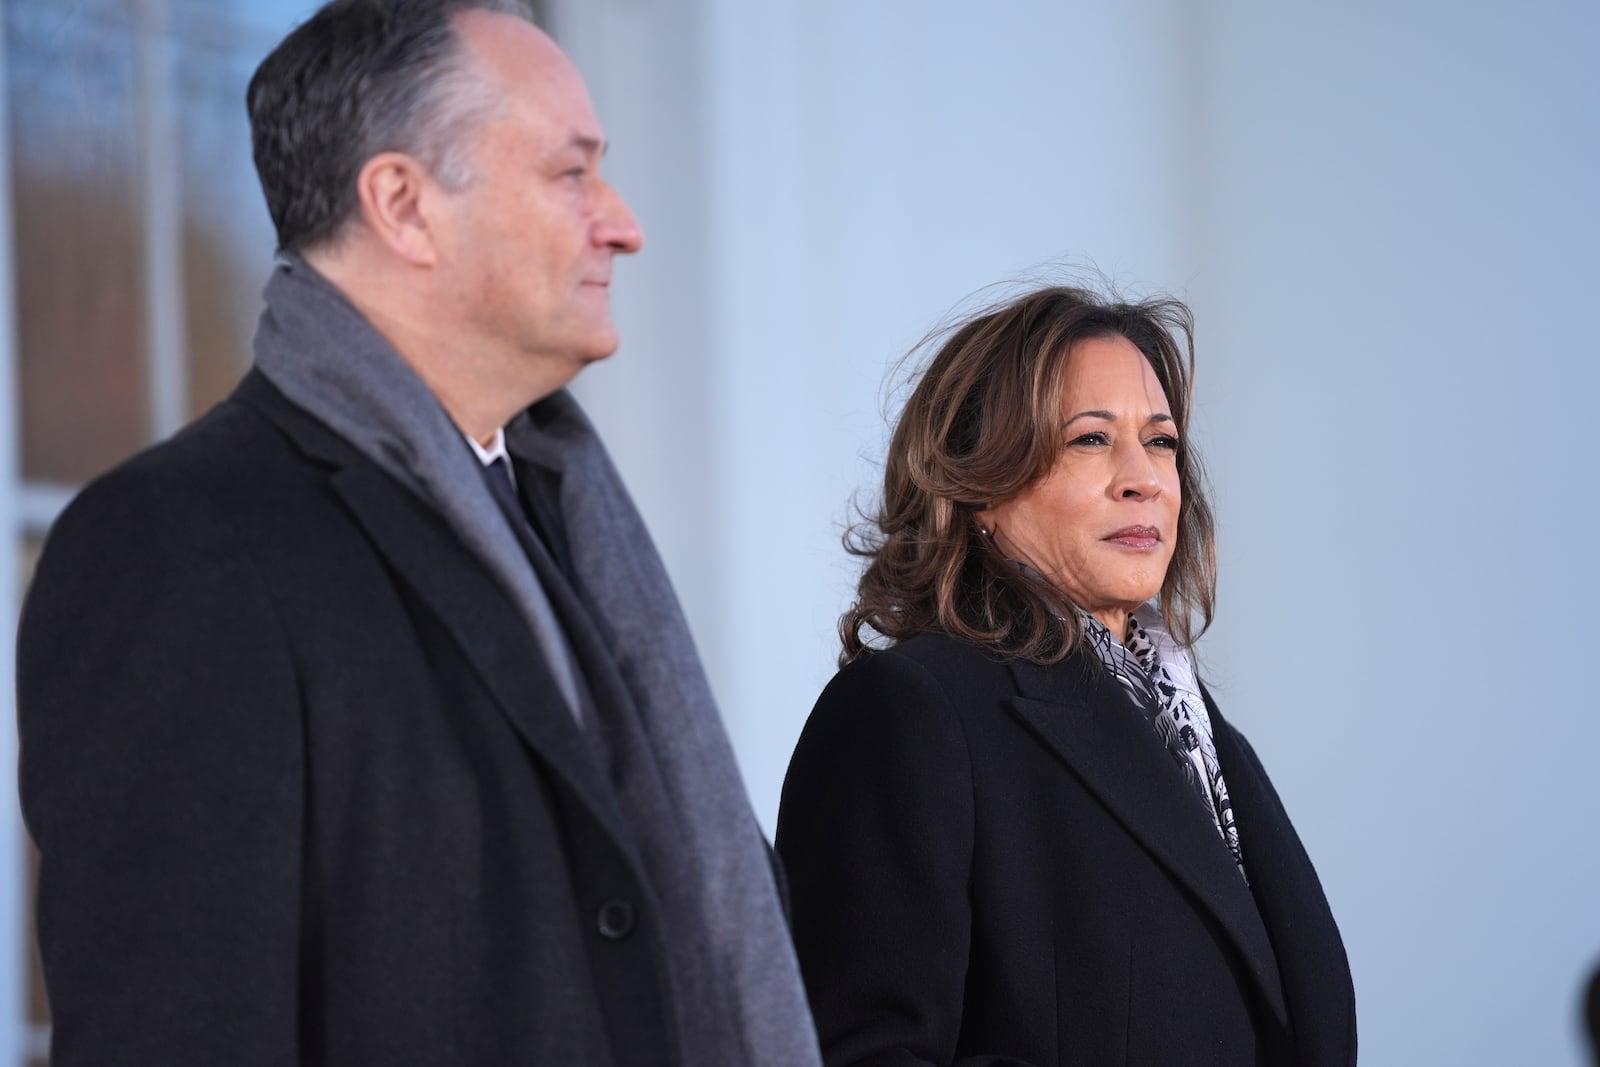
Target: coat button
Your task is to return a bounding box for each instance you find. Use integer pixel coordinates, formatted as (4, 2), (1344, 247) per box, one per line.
(597, 898), (636, 940)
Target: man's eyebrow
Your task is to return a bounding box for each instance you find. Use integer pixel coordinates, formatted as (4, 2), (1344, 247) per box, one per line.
(570, 134), (607, 156)
(1062, 410), (1174, 427)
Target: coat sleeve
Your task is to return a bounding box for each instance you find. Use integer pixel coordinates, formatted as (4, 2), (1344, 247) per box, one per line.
(17, 469), (304, 1066)
(775, 650), (1041, 1067)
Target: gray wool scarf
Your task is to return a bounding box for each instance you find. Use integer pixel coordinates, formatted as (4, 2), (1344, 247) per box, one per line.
(254, 255), (820, 1067)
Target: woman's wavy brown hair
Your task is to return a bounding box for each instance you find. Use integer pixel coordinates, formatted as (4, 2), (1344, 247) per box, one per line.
(841, 285), (1216, 666)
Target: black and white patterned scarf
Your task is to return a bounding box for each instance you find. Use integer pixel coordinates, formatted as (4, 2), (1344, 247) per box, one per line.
(1082, 604), (1246, 880)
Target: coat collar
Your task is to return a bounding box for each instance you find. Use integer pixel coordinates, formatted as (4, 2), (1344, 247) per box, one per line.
(1002, 652), (1291, 1032)
(230, 369), (644, 870)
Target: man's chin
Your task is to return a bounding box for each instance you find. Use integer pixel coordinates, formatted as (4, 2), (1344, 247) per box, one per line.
(528, 327), (622, 382)
(575, 328), (623, 364)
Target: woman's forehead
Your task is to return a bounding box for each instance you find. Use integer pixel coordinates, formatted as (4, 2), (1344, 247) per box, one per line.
(1056, 336), (1172, 416)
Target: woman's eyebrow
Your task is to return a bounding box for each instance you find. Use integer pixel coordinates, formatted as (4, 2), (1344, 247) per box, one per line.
(1062, 410), (1174, 427)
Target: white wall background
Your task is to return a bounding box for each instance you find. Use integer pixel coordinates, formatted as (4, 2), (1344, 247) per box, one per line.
(556, 1), (1600, 1064)
(1192, 6), (1600, 1064)
(6, 0), (1593, 1063)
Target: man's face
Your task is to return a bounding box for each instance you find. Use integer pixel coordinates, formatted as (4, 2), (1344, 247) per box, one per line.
(437, 12), (643, 382)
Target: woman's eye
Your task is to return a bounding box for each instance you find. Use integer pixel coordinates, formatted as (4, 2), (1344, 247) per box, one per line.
(1069, 432), (1109, 447)
(1147, 434), (1180, 451)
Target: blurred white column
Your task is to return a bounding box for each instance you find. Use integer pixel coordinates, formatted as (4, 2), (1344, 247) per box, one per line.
(139, 0), (188, 439)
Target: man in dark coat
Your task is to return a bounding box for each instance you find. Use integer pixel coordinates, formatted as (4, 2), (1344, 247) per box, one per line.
(16, 2), (819, 1064)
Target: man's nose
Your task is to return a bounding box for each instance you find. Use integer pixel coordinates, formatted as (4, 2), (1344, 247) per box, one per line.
(595, 180), (644, 254)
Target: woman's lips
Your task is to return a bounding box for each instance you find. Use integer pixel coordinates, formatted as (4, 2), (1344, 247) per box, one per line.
(1103, 525), (1162, 549)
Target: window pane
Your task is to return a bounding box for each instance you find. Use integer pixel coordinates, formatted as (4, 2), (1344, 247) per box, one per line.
(10, 0), (150, 484)
(176, 19), (281, 418)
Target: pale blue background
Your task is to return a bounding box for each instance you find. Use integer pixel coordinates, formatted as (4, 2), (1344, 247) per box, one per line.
(571, 4), (1600, 1064)
(18, 1), (1600, 1063)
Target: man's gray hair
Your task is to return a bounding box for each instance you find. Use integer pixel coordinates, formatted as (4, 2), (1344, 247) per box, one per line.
(248, 0), (541, 252)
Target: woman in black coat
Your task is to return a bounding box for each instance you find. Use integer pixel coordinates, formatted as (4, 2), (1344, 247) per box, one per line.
(776, 286), (1355, 1066)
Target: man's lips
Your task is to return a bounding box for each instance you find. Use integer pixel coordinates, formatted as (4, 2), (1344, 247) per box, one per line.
(1102, 525), (1161, 548)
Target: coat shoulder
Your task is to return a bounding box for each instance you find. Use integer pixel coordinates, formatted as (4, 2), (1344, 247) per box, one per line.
(82, 391), (318, 510)
(805, 633), (984, 740)
(46, 379), (349, 572)
(851, 631), (1014, 694)
(24, 385), (352, 663)
(799, 632), (1018, 770)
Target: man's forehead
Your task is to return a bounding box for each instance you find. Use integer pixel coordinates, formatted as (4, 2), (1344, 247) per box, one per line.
(454, 10), (603, 138)
(454, 9), (573, 86)
(512, 111), (607, 161)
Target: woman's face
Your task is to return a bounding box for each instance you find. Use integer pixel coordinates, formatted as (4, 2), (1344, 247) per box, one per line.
(978, 334), (1181, 636)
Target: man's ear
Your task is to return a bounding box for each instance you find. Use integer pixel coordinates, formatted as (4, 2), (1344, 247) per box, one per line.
(353, 151), (442, 267)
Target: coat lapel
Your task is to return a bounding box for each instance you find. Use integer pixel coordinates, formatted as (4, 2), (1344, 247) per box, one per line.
(233, 371), (641, 864)
(1206, 689), (1357, 1067)
(1004, 655), (1290, 1031)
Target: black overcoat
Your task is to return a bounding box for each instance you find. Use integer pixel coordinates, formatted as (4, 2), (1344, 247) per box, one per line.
(776, 631), (1356, 1067)
(18, 371), (683, 1066)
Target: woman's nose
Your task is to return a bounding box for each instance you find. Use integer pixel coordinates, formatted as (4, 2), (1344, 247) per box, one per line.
(1111, 446), (1163, 500)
